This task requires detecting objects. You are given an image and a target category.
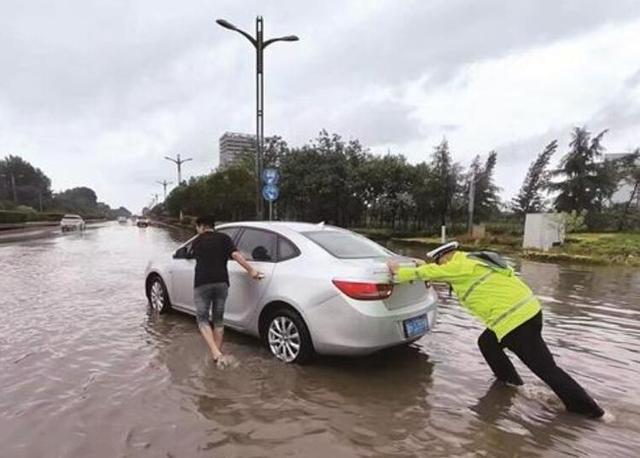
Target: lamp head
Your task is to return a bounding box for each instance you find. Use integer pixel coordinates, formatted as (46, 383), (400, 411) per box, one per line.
(216, 19), (237, 31)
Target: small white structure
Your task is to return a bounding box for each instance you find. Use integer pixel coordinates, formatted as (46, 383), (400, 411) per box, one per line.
(523, 213), (565, 251)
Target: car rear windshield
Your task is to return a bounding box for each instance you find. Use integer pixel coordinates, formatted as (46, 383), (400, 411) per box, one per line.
(302, 230), (391, 259)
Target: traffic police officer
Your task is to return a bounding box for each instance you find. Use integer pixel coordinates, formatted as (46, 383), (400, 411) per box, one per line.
(388, 241), (604, 418)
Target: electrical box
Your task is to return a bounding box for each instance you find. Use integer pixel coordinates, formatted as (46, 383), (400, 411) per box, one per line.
(523, 213), (565, 251)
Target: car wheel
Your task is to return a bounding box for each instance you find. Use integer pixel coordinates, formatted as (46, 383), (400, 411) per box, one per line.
(148, 276), (171, 314)
(265, 308), (313, 364)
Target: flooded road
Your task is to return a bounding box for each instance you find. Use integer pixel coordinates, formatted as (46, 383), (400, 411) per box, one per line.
(1, 223), (639, 457)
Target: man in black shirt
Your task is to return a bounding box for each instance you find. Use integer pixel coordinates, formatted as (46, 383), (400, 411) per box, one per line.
(190, 215), (261, 368)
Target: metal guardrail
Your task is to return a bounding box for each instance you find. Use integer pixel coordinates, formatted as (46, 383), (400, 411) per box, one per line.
(0, 221), (59, 231)
(0, 219), (107, 232)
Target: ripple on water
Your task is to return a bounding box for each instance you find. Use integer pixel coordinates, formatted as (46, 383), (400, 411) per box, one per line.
(1, 225), (640, 457)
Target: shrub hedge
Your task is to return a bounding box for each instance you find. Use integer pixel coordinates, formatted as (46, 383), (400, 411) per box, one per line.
(0, 210), (68, 224)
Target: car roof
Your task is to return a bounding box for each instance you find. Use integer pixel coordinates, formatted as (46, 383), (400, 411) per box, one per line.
(63, 214), (81, 218)
(218, 221), (344, 234)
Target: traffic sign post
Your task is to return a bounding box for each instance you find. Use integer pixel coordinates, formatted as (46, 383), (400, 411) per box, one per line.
(261, 183), (279, 221)
(262, 168), (280, 186)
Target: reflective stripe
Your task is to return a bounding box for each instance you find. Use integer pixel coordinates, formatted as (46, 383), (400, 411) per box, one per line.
(461, 270), (494, 302)
(488, 294), (535, 328)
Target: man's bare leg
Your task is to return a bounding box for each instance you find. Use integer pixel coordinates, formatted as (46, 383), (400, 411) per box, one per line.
(198, 324), (223, 361)
(213, 326), (224, 351)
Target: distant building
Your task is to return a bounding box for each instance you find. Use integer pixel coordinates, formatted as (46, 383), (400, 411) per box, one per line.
(218, 132), (281, 169)
(604, 153), (640, 205)
(219, 132), (257, 168)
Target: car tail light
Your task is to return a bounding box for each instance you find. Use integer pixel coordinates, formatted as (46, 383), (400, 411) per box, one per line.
(332, 280), (393, 301)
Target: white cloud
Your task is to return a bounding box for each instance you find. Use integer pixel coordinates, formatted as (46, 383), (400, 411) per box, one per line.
(1, 1), (639, 211)
(393, 19), (640, 198)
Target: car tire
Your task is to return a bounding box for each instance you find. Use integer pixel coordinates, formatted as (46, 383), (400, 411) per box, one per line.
(148, 275), (171, 314)
(264, 308), (314, 364)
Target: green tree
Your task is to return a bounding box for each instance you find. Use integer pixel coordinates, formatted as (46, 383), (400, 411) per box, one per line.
(468, 151), (501, 222)
(53, 187), (98, 213)
(164, 165), (254, 221)
(278, 131), (369, 225)
(0, 155), (52, 210)
(263, 135), (289, 169)
(616, 149), (640, 230)
(512, 140), (557, 216)
(426, 139), (462, 227)
(550, 127), (617, 214)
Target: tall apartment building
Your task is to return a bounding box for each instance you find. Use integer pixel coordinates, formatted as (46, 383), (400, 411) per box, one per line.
(219, 132), (257, 168)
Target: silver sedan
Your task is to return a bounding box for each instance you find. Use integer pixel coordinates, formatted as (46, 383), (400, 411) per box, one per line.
(145, 222), (438, 363)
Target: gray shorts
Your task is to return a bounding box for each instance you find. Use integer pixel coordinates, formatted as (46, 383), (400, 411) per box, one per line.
(193, 283), (228, 327)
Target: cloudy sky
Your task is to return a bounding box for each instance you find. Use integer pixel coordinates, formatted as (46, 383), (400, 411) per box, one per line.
(1, 0), (640, 212)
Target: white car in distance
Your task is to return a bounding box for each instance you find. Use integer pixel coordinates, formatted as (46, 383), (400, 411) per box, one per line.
(60, 214), (86, 232)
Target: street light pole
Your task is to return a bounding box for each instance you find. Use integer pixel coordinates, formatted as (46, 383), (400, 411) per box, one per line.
(156, 180), (173, 200)
(216, 17), (298, 219)
(256, 16), (264, 219)
(164, 154), (192, 186)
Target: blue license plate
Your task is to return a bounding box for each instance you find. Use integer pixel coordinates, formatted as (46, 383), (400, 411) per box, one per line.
(403, 315), (428, 339)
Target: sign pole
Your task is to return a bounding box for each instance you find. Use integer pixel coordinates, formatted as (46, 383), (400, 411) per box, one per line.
(261, 168), (279, 221)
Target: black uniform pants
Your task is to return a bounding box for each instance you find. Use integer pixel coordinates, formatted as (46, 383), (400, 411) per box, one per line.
(478, 311), (604, 417)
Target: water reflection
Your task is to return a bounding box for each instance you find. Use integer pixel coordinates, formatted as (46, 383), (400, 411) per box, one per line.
(146, 309), (436, 455)
(1, 225), (640, 457)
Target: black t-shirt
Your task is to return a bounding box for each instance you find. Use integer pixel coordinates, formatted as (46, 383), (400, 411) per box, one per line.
(190, 231), (237, 287)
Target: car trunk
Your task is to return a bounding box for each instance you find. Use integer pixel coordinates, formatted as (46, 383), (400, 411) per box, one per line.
(338, 257), (429, 310)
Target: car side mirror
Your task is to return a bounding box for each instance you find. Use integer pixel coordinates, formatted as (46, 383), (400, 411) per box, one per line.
(173, 246), (190, 259)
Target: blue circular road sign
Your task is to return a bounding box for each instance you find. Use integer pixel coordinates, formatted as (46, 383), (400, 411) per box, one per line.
(262, 184), (279, 202)
(262, 168), (280, 185)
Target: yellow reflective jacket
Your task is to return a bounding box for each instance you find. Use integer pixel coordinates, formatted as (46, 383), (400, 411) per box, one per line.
(396, 251), (541, 341)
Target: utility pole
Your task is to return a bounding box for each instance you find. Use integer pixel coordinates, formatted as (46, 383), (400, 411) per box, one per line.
(216, 17), (299, 219)
(1, 172), (20, 203)
(164, 154), (192, 185)
(10, 173), (17, 203)
(156, 180), (173, 200)
(467, 173), (476, 234)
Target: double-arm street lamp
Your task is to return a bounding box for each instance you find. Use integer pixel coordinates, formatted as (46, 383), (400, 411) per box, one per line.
(156, 179), (173, 200)
(216, 17), (298, 219)
(164, 154), (192, 186)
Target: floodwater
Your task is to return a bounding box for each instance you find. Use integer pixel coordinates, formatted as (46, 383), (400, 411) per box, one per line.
(1, 223), (639, 457)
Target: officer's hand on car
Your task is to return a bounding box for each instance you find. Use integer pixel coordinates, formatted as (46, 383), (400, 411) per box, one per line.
(387, 257), (424, 274)
(386, 259), (400, 274)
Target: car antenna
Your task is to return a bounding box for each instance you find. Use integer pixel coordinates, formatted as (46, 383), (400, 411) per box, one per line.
(317, 221), (325, 229)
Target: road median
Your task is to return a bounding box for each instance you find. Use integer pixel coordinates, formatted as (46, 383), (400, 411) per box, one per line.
(387, 232), (640, 267)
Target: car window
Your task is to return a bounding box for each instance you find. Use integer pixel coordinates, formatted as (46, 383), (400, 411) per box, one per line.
(302, 230), (391, 259)
(179, 235), (199, 258)
(278, 237), (299, 261)
(217, 227), (240, 242)
(236, 228), (277, 262)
